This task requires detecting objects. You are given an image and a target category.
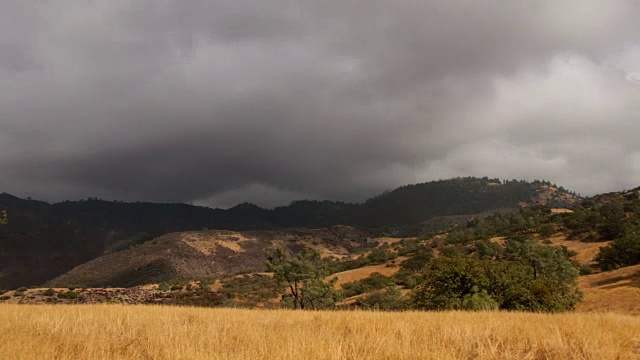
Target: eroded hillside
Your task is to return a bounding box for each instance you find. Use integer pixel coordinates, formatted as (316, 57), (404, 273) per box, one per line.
(46, 226), (370, 288)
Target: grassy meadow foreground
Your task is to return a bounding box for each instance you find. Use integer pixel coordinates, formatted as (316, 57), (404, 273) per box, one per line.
(2, 305), (640, 360)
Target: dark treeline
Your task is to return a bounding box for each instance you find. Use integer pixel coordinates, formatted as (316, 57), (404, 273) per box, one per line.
(0, 177), (576, 288)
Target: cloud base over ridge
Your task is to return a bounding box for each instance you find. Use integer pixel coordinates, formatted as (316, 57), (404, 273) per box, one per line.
(1, 1), (640, 208)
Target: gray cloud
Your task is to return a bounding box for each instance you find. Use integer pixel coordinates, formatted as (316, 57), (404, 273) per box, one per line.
(1, 1), (640, 207)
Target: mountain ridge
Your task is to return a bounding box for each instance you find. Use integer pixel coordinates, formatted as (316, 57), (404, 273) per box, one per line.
(0, 177), (579, 288)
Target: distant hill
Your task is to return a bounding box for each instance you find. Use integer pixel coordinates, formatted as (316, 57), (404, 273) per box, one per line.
(6, 183), (640, 315)
(45, 226), (370, 288)
(0, 177), (579, 288)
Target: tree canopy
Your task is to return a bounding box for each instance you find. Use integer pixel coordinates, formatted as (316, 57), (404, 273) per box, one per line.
(265, 246), (340, 310)
(412, 240), (582, 312)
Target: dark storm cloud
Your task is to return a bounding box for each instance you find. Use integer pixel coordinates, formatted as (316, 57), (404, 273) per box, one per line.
(1, 1), (640, 207)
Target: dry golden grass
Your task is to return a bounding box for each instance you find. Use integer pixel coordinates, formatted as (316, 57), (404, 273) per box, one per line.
(551, 208), (574, 214)
(578, 264), (640, 315)
(546, 234), (610, 265)
(332, 262), (402, 287)
(1, 304), (640, 360)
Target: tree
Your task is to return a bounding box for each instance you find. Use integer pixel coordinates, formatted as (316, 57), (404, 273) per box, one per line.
(0, 210), (6, 226)
(596, 227), (640, 270)
(538, 223), (556, 238)
(503, 238), (578, 283)
(597, 200), (626, 239)
(412, 245), (582, 312)
(265, 246), (340, 310)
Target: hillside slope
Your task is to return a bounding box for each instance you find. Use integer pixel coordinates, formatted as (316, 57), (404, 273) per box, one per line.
(46, 227), (370, 287)
(0, 177), (579, 287)
(577, 264), (640, 315)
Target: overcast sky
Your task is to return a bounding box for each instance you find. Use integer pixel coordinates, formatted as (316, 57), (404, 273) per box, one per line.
(1, 1), (640, 208)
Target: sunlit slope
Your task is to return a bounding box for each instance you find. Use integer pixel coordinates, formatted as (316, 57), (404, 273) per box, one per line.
(578, 264), (640, 315)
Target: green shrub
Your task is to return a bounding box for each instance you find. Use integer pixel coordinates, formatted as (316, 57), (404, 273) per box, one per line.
(579, 264), (594, 275)
(57, 291), (79, 299)
(356, 286), (409, 311)
(461, 288), (499, 311)
(340, 273), (395, 298)
(43, 288), (56, 296)
(16, 287), (28, 292)
(391, 269), (418, 289)
(219, 274), (280, 306)
(399, 249), (433, 272)
(158, 282), (171, 291)
(0, 295), (9, 301)
(441, 245), (471, 258)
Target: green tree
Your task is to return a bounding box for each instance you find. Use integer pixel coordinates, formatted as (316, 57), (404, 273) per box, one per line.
(597, 200), (626, 239)
(412, 252), (581, 312)
(596, 228), (640, 270)
(265, 246), (340, 310)
(399, 248), (433, 271)
(0, 210), (6, 226)
(538, 223), (556, 238)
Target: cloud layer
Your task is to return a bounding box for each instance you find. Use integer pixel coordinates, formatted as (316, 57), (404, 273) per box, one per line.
(1, 1), (640, 207)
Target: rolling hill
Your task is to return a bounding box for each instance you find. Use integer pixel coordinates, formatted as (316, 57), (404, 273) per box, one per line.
(0, 177), (579, 288)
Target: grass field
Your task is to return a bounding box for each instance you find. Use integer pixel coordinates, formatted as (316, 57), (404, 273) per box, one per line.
(1, 305), (640, 359)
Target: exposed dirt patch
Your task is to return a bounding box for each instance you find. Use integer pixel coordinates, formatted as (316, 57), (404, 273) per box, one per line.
(182, 231), (253, 255)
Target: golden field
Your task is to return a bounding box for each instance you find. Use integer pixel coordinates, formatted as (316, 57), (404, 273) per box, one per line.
(1, 305), (640, 360)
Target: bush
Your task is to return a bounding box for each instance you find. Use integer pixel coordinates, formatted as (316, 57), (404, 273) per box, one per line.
(0, 295), (9, 301)
(218, 274), (280, 306)
(340, 273), (396, 298)
(392, 269), (419, 289)
(441, 245), (471, 258)
(57, 291), (79, 299)
(399, 249), (433, 272)
(158, 282), (171, 291)
(461, 288), (499, 311)
(43, 288), (56, 296)
(356, 286), (409, 311)
(579, 264), (594, 275)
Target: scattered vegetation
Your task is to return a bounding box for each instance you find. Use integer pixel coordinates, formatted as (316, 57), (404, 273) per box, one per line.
(339, 272), (396, 298)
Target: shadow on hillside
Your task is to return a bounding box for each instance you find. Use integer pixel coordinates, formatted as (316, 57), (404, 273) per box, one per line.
(595, 271), (640, 289)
